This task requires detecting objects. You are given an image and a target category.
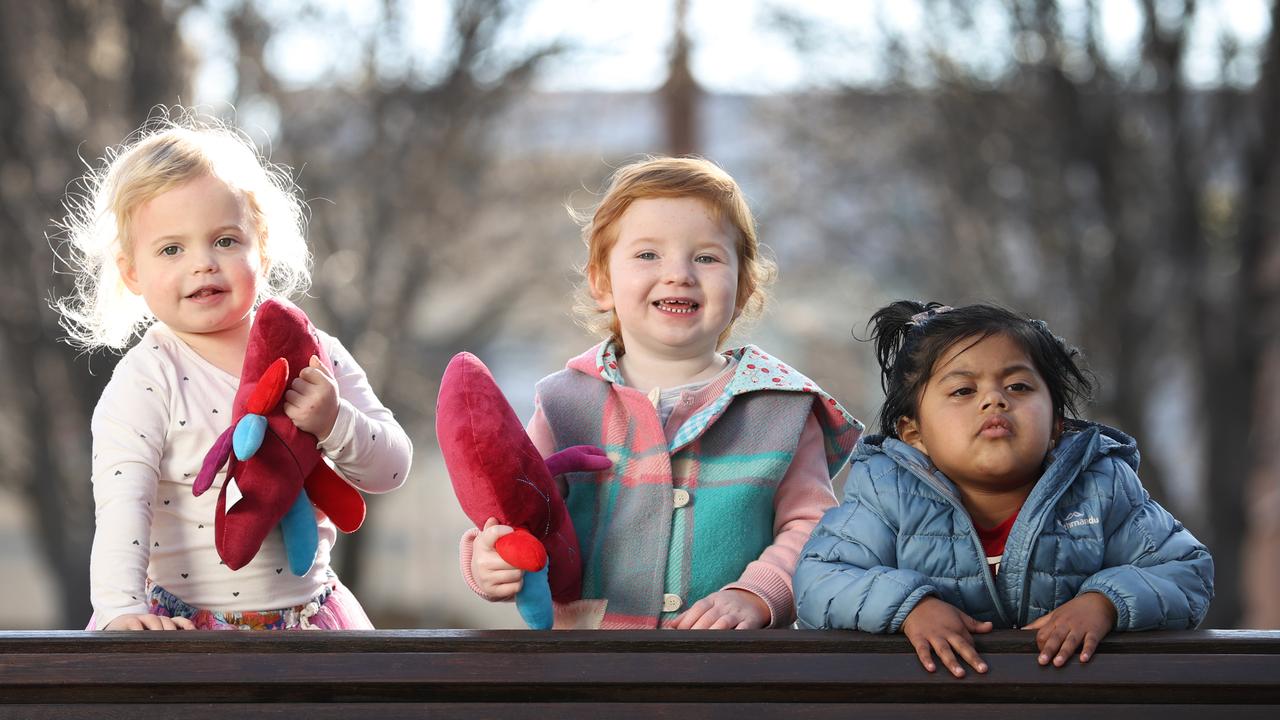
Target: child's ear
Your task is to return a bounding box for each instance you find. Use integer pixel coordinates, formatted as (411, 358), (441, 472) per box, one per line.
(587, 266), (614, 312)
(116, 253), (141, 295)
(896, 416), (927, 453)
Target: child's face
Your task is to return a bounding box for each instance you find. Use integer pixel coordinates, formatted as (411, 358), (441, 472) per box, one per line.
(897, 332), (1057, 494)
(119, 173), (262, 344)
(591, 197), (740, 360)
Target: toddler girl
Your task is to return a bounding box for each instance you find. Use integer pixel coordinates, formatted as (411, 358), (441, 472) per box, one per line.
(794, 301), (1213, 674)
(460, 156), (863, 629)
(56, 114), (412, 630)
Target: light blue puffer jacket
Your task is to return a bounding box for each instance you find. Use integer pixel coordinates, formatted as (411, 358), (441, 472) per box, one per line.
(794, 420), (1213, 632)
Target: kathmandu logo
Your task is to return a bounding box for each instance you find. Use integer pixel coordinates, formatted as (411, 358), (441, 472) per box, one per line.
(1059, 510), (1100, 530)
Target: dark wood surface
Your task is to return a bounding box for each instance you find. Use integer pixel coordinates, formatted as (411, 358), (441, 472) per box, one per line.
(1, 629), (1276, 717)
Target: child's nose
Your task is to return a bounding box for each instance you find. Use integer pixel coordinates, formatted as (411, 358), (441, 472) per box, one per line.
(980, 389), (1009, 411)
(190, 251), (217, 273)
(662, 258), (695, 284)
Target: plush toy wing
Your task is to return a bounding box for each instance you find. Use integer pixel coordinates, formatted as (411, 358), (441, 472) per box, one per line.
(193, 298), (365, 575)
(436, 352), (610, 628)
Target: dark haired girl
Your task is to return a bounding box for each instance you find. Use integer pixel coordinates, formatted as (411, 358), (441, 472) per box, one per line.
(794, 301), (1213, 677)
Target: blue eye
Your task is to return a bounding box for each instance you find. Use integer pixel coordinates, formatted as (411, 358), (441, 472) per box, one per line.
(636, 251), (658, 260)
(214, 236), (237, 248)
(159, 245), (181, 257)
(695, 254), (720, 264)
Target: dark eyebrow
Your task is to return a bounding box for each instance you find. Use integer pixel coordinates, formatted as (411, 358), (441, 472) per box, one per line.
(937, 364), (1038, 383)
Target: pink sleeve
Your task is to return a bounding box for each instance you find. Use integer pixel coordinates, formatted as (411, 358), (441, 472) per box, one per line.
(526, 396), (567, 497)
(458, 527), (504, 601)
(723, 411), (837, 627)
(526, 395), (558, 456)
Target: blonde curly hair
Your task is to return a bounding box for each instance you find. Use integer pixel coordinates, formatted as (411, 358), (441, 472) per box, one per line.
(53, 109), (310, 351)
(570, 156), (776, 352)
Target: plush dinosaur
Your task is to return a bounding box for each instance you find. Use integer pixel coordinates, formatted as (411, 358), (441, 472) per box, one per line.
(193, 298), (365, 576)
(436, 352), (610, 629)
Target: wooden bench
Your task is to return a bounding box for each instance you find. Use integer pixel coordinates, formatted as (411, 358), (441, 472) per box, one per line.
(1, 629), (1276, 718)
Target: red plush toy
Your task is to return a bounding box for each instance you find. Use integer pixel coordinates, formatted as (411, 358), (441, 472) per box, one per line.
(193, 298), (366, 575)
(436, 352), (610, 628)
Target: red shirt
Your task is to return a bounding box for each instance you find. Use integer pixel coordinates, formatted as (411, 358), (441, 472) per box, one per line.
(974, 510), (1020, 576)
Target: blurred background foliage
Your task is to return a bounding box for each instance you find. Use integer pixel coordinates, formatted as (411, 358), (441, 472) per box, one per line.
(0, 0), (1276, 630)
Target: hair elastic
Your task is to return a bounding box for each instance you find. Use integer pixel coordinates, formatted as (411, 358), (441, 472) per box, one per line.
(908, 305), (953, 328)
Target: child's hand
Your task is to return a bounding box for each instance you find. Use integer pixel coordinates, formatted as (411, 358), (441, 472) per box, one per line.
(1023, 591), (1117, 667)
(102, 613), (195, 631)
(284, 355), (340, 439)
(669, 588), (770, 630)
(901, 595), (994, 678)
(471, 517), (523, 600)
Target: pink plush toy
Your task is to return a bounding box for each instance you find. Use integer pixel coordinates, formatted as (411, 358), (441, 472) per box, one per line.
(193, 298), (365, 575)
(436, 352), (610, 628)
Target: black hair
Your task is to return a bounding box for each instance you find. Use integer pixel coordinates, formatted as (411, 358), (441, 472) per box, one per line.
(866, 300), (1096, 438)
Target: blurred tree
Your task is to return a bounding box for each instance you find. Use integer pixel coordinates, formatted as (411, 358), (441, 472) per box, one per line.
(772, 0), (1278, 627)
(0, 0), (191, 627)
(662, 0), (700, 155)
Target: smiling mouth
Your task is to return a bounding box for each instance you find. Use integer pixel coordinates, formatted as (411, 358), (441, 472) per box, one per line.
(186, 287), (224, 300)
(654, 298), (700, 314)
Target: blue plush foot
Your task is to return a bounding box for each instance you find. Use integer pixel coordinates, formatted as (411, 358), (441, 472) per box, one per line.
(280, 490), (319, 576)
(515, 563), (553, 630)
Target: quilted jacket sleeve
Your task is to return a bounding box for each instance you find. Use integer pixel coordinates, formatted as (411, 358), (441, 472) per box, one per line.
(1078, 457), (1214, 630)
(794, 457), (936, 633)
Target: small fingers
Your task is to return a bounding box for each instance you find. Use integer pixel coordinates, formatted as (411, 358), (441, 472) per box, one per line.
(708, 614), (738, 630)
(478, 570), (524, 598)
(109, 616), (143, 631)
(477, 565), (523, 583)
(309, 355), (333, 377)
(910, 638), (938, 673)
(299, 366), (332, 385)
(1037, 624), (1067, 666)
(672, 600), (711, 630)
(691, 607), (729, 630)
(172, 616), (196, 630)
(1023, 612), (1050, 631)
(139, 615), (172, 631)
(960, 611), (994, 634)
(1053, 629), (1082, 667)
(931, 638), (966, 678)
(952, 635), (988, 674)
(283, 388), (306, 409)
(476, 522), (514, 550)
(1080, 631), (1103, 663)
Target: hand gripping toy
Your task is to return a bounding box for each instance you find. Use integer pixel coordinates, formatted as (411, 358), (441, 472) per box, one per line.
(436, 352), (611, 629)
(193, 298), (365, 576)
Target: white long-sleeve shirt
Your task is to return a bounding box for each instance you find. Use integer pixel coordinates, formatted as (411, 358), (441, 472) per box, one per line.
(89, 322), (411, 629)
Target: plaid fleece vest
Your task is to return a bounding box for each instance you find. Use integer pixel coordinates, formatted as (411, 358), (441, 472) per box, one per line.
(536, 343), (860, 627)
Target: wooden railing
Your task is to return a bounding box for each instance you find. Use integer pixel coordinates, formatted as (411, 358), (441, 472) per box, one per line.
(1, 629), (1277, 718)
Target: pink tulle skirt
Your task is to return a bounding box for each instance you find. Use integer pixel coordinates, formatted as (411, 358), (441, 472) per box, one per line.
(85, 578), (374, 630)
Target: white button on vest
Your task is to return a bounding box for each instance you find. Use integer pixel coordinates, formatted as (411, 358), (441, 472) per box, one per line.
(673, 488), (691, 508)
(662, 593), (682, 612)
